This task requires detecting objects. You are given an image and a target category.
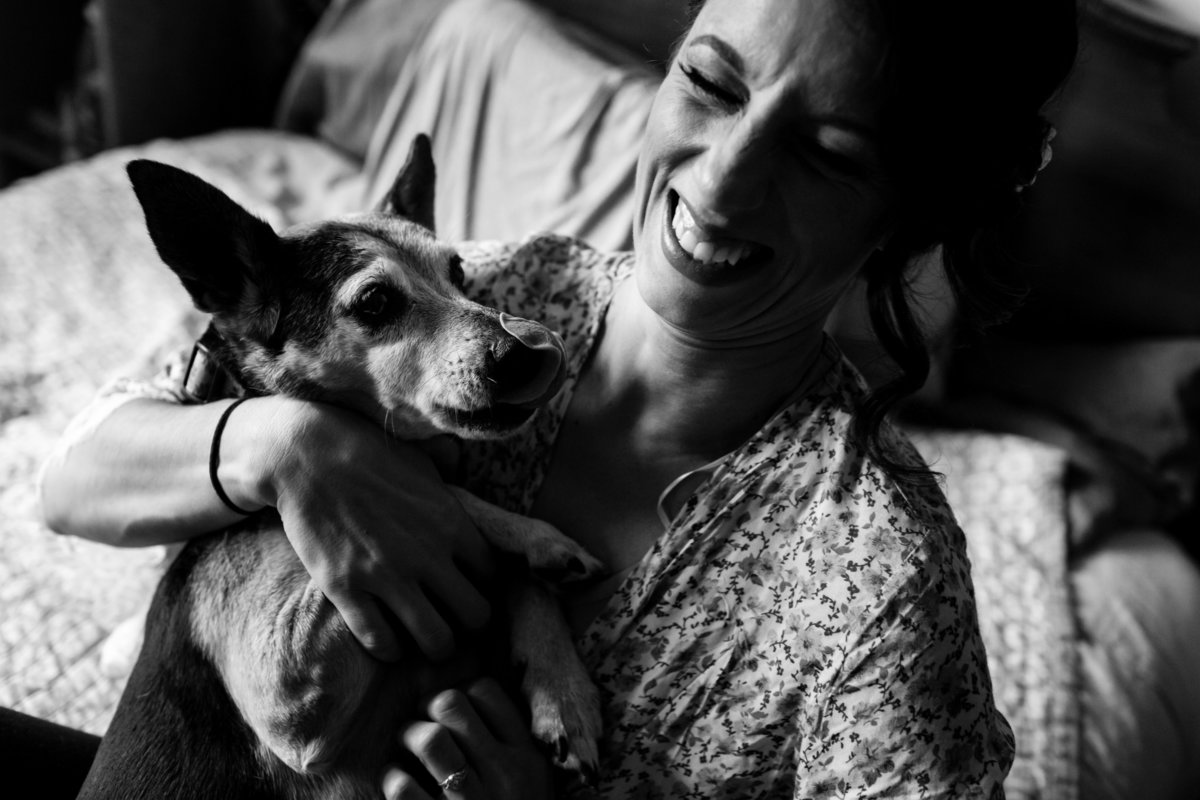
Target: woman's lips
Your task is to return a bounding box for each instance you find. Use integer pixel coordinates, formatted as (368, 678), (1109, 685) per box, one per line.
(660, 191), (769, 286)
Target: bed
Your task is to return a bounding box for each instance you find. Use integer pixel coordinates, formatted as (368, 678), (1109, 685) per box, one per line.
(2, 1), (1198, 797)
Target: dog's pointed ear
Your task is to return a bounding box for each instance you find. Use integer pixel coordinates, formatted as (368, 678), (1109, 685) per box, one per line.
(379, 133), (436, 231)
(127, 159), (281, 340)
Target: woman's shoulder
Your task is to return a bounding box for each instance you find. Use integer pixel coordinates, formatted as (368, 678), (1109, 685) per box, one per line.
(764, 360), (970, 603)
(773, 353), (955, 525)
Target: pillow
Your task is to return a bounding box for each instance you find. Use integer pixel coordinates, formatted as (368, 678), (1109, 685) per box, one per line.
(275, 0), (693, 165)
(531, 0), (693, 64)
(355, 0), (664, 250)
(275, 0), (447, 161)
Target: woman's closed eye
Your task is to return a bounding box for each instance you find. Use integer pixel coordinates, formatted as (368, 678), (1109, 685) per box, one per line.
(801, 142), (867, 178)
(681, 64), (744, 109)
(794, 130), (883, 183)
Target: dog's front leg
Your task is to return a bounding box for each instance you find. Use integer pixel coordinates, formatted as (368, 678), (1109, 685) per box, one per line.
(508, 580), (602, 780)
(451, 487), (605, 582)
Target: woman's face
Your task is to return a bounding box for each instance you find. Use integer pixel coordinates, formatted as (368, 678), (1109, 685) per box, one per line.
(633, 0), (894, 339)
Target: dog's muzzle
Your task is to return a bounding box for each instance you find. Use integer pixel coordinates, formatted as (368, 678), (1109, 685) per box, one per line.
(490, 313), (567, 407)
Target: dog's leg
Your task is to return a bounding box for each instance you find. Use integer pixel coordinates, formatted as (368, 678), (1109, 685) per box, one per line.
(451, 488), (605, 582)
(508, 581), (602, 780)
(186, 525), (398, 780)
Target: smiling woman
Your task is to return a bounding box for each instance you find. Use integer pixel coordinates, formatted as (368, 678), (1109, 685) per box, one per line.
(633, 0), (893, 337)
(38, 0), (1078, 797)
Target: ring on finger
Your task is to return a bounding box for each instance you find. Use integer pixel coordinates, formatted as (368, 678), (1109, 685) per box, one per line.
(438, 767), (469, 793)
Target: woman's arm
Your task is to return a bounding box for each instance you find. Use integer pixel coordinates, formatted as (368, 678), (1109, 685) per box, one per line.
(42, 397), (272, 545)
(40, 395), (495, 662)
(794, 554), (1013, 799)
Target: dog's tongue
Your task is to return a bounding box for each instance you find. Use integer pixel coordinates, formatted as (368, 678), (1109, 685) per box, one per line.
(498, 313), (567, 406)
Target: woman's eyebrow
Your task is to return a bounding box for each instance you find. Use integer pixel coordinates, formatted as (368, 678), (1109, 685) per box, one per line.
(689, 33), (744, 72)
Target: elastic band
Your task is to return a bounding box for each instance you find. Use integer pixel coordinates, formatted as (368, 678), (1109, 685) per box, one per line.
(209, 398), (256, 515)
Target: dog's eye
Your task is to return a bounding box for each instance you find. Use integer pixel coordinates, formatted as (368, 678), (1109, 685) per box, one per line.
(448, 254), (466, 290)
(351, 284), (399, 325)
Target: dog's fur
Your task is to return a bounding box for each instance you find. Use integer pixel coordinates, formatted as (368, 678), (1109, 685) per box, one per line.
(76, 136), (603, 800)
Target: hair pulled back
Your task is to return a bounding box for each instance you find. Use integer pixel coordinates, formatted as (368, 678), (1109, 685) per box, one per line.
(854, 0), (1078, 476)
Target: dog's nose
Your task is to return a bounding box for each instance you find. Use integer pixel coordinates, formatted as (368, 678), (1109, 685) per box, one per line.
(487, 313), (566, 406)
(487, 337), (550, 402)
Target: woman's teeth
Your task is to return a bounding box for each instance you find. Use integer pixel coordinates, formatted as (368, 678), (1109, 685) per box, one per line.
(671, 200), (754, 266)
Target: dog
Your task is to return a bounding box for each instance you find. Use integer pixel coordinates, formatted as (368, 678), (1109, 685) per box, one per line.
(75, 135), (603, 800)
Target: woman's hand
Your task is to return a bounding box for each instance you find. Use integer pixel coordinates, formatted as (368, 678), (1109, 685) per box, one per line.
(383, 679), (555, 800)
(243, 397), (495, 662)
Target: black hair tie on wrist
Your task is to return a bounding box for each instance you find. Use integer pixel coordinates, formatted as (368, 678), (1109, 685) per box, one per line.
(210, 397), (256, 516)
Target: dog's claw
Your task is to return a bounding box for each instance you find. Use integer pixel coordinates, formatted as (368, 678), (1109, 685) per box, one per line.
(526, 668), (602, 780)
(530, 549), (606, 585)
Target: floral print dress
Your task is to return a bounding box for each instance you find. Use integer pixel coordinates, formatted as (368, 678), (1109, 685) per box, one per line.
(457, 235), (1014, 799)
(57, 232), (1013, 799)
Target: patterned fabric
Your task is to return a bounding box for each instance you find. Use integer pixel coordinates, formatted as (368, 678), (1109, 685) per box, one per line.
(57, 232), (1014, 798)
(457, 235), (1014, 798)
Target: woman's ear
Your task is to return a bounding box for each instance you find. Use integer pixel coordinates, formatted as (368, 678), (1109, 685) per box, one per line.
(380, 133), (437, 232)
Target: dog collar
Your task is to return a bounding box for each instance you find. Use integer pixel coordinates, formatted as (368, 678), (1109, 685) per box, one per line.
(181, 325), (247, 403)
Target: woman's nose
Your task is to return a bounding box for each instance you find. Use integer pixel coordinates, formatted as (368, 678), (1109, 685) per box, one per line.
(695, 124), (771, 214)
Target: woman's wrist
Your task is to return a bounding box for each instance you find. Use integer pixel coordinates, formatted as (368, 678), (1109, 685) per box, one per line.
(217, 395), (319, 513)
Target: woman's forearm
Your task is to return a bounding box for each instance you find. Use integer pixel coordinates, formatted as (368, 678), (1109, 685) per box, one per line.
(40, 391), (495, 659)
(39, 396), (294, 546)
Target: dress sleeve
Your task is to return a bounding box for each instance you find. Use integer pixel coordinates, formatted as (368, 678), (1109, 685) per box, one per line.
(795, 541), (1014, 799)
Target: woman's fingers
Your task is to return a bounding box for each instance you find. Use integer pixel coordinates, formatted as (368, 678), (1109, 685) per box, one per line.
(324, 588), (401, 662)
(423, 565), (493, 634)
(462, 679), (529, 746)
(393, 684), (554, 800)
(382, 767), (434, 800)
(402, 718), (479, 798)
(378, 584), (456, 662)
(426, 689), (493, 750)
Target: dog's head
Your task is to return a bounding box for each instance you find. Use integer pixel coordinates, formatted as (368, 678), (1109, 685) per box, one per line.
(126, 135), (565, 440)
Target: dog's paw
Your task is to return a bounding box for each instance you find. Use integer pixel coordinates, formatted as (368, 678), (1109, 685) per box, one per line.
(524, 519), (607, 584)
(524, 658), (603, 782)
(452, 489), (607, 582)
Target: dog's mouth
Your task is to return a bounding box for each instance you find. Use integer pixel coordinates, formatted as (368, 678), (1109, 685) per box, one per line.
(433, 402), (539, 437)
(433, 314), (567, 438)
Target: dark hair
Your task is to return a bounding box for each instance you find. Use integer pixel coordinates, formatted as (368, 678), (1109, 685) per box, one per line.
(686, 0), (1079, 479)
(854, 0), (1078, 478)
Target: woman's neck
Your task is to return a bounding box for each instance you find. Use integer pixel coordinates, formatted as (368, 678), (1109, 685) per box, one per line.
(581, 278), (829, 461)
